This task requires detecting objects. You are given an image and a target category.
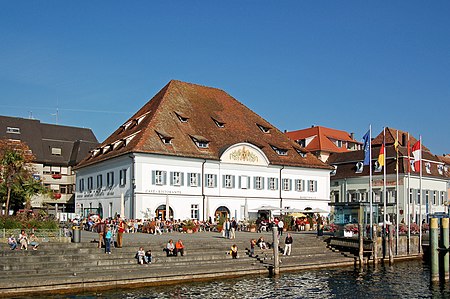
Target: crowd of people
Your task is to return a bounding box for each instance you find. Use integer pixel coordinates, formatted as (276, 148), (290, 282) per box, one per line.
(8, 229), (40, 251)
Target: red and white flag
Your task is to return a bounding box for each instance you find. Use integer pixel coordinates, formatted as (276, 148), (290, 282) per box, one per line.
(412, 140), (421, 172)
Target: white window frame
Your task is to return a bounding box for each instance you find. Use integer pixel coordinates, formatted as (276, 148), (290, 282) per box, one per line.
(107, 171), (114, 188)
(87, 176), (93, 191)
(206, 174), (216, 188)
(171, 171), (182, 186)
(295, 179), (305, 192)
(96, 174), (102, 189)
(268, 177), (277, 190)
(255, 176), (263, 190)
(308, 180), (317, 192)
(191, 204), (199, 220)
(189, 173), (198, 187)
(224, 174), (234, 189)
(282, 178), (291, 191)
(155, 170), (164, 185)
(119, 169), (127, 186)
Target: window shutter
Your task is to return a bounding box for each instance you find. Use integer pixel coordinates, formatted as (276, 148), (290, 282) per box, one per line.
(314, 180), (317, 192)
(275, 178), (279, 190)
(261, 177), (265, 189)
(253, 177), (257, 189)
(197, 173), (201, 186)
(170, 172), (174, 186)
(187, 173), (191, 186)
(180, 172), (184, 186)
(247, 176), (250, 189)
(289, 179), (292, 191)
(232, 175), (235, 188)
(222, 175), (226, 188)
(205, 174), (208, 186)
(238, 176), (241, 189)
(163, 171), (167, 185)
(214, 175), (217, 187)
(152, 170), (156, 185)
(302, 180), (306, 192)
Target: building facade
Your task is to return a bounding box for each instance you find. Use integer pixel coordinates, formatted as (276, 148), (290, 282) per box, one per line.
(75, 80), (332, 221)
(328, 128), (449, 226)
(0, 115), (98, 212)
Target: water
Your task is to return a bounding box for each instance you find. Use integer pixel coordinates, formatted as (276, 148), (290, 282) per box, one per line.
(38, 260), (450, 299)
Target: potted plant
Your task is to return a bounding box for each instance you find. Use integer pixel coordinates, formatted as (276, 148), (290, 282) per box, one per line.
(182, 219), (196, 233)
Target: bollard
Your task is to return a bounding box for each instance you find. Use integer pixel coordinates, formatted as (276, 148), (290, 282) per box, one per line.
(442, 218), (449, 280)
(430, 218), (439, 282)
(272, 226), (280, 275)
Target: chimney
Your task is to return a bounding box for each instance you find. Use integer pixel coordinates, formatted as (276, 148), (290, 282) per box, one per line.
(350, 132), (354, 140)
(284, 129), (287, 133)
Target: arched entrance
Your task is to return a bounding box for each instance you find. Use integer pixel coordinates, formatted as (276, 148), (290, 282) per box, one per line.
(155, 205), (173, 220)
(215, 206), (230, 221)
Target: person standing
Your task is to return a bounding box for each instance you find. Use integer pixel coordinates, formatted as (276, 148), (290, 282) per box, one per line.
(230, 218), (237, 239)
(249, 239), (256, 257)
(284, 233), (293, 256)
(105, 225), (112, 254)
(224, 218), (231, 239)
(278, 218), (284, 237)
(117, 219), (126, 248)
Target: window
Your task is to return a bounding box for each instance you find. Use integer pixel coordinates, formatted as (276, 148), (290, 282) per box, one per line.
(96, 174), (103, 189)
(152, 170), (167, 185)
(6, 127), (20, 134)
(295, 179), (305, 192)
(107, 171), (114, 187)
(170, 171), (184, 186)
(175, 112), (189, 123)
(425, 162), (431, 174)
(257, 124), (271, 133)
(308, 180), (317, 192)
(254, 176), (264, 190)
(336, 140), (343, 148)
(330, 165), (337, 176)
(223, 174), (235, 188)
(205, 174), (217, 188)
(79, 179), (85, 192)
(282, 178), (291, 191)
(120, 169), (127, 186)
(295, 148), (307, 158)
(433, 191), (437, 205)
(409, 188), (413, 204)
(51, 147), (62, 156)
(212, 117), (225, 128)
(374, 161), (382, 172)
(271, 145), (288, 156)
(239, 176), (250, 189)
(87, 177), (93, 190)
(188, 173), (200, 187)
(191, 204), (199, 220)
(268, 177), (278, 190)
(297, 139), (306, 147)
(191, 135), (209, 149)
(156, 132), (173, 145)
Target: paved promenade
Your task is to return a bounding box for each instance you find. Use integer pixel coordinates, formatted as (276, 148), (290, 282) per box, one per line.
(0, 229), (363, 297)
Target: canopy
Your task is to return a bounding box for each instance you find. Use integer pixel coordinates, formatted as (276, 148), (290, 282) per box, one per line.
(252, 205), (283, 211)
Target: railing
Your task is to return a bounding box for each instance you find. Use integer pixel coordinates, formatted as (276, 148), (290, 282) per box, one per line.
(328, 236), (373, 253)
(0, 228), (68, 242)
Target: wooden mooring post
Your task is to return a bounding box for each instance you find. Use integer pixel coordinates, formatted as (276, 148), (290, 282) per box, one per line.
(388, 224), (394, 265)
(430, 218), (439, 282)
(358, 223), (364, 266)
(441, 218), (449, 281)
(272, 226), (280, 275)
(372, 224), (378, 265)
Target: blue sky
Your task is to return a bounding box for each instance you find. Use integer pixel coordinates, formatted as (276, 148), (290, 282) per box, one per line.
(0, 1), (449, 155)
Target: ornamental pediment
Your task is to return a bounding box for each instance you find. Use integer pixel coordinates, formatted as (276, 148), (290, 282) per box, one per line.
(220, 143), (269, 166)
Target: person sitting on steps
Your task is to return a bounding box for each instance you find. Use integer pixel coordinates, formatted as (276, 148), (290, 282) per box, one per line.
(164, 239), (175, 256)
(175, 239), (185, 256)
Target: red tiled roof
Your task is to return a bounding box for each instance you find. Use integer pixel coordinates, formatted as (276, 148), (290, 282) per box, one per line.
(76, 80), (331, 170)
(285, 126), (360, 153)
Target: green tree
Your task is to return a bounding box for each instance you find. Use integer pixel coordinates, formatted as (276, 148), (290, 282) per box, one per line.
(0, 139), (49, 214)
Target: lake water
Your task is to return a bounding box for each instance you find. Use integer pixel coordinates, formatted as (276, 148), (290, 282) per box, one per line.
(40, 260), (450, 299)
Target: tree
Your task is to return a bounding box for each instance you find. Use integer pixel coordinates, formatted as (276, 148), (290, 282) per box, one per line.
(0, 139), (49, 215)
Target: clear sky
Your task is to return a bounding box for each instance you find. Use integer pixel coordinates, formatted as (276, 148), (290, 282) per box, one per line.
(1, 1), (449, 155)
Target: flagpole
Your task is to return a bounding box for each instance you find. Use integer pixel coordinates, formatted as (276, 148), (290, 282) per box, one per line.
(369, 125), (373, 239)
(419, 135), (422, 254)
(407, 132), (411, 254)
(383, 127), (387, 236)
(395, 130), (399, 255)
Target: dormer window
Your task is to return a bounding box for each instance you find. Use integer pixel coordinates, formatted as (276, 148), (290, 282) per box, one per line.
(331, 165), (337, 176)
(175, 112), (189, 123)
(136, 111), (150, 125)
(102, 145), (112, 154)
(191, 135), (209, 149)
(425, 162), (431, 174)
(124, 131), (139, 146)
(295, 148), (307, 158)
(296, 139), (306, 147)
(113, 140), (125, 150)
(257, 124), (271, 133)
(212, 117), (225, 128)
(6, 127), (20, 134)
(336, 140), (343, 148)
(355, 162), (364, 173)
(51, 147), (62, 156)
(156, 131), (173, 145)
(438, 165), (444, 175)
(91, 149), (101, 158)
(271, 145), (288, 156)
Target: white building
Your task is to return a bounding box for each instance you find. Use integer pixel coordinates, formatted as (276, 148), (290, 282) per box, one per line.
(75, 80), (332, 221)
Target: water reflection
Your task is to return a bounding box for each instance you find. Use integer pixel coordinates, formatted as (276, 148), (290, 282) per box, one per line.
(38, 260), (450, 299)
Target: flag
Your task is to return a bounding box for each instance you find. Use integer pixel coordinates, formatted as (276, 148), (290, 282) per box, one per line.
(362, 130), (371, 165)
(412, 140), (421, 172)
(407, 134), (411, 173)
(378, 144), (385, 167)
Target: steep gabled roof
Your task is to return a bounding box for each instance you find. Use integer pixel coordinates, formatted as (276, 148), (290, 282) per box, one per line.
(0, 115), (98, 166)
(285, 126), (360, 153)
(77, 80), (331, 170)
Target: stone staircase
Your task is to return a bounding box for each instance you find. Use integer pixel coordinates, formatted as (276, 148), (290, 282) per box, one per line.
(0, 231), (353, 297)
